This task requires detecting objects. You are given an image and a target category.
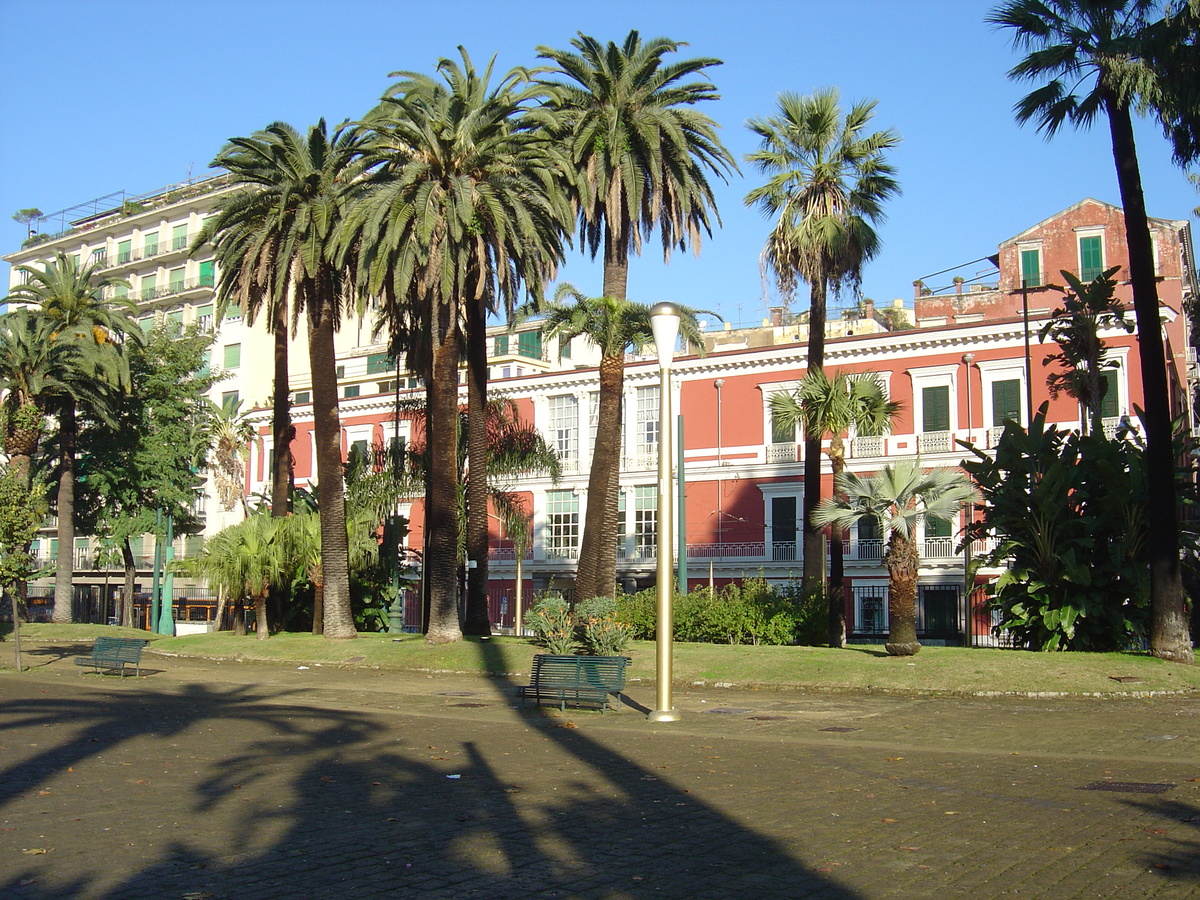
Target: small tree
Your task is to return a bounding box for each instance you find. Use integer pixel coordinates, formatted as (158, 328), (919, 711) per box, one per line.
(813, 459), (975, 656)
(1039, 266), (1132, 435)
(0, 466), (47, 672)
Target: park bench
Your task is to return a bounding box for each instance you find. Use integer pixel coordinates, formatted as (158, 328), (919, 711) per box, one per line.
(74, 636), (149, 677)
(519, 653), (629, 713)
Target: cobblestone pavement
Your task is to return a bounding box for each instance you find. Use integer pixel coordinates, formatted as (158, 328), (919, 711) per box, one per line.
(1, 644), (1198, 899)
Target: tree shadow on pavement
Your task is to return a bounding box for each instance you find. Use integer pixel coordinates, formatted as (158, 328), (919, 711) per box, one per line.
(1123, 796), (1200, 883)
(0, 652), (858, 899)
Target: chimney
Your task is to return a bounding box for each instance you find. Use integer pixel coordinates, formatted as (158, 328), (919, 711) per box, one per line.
(770, 307), (784, 328)
(863, 298), (875, 321)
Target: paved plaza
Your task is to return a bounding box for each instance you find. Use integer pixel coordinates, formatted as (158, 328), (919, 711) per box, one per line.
(1, 643), (1198, 899)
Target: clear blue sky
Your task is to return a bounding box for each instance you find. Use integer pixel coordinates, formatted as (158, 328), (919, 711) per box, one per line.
(1, 0), (1195, 328)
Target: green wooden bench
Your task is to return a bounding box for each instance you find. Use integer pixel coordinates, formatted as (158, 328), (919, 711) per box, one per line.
(75, 637), (149, 677)
(519, 654), (630, 713)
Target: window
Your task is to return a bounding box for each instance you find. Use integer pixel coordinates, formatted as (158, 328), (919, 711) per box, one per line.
(114, 282), (129, 300)
(196, 304), (213, 330)
(198, 260), (214, 287)
(144, 231), (159, 257)
(117, 239), (132, 264)
(991, 379), (1022, 426)
(172, 224), (188, 251)
(167, 310), (183, 335)
(925, 516), (951, 538)
(616, 490), (627, 556)
(633, 485), (657, 556)
(343, 384), (361, 399)
(199, 350), (210, 375)
(1101, 369), (1119, 418)
(1079, 234), (1104, 282)
(635, 386), (660, 452)
(169, 266), (185, 294)
(1020, 247), (1042, 287)
(366, 352), (395, 375)
(349, 439), (369, 460)
(493, 334), (509, 355)
(223, 343), (241, 369)
(139, 315), (155, 333)
(221, 391), (239, 413)
(90, 247), (107, 267)
(140, 273), (157, 301)
(589, 392), (600, 449)
(548, 395), (579, 461)
(771, 496), (797, 560)
(293, 390), (311, 405)
(517, 330), (542, 359)
(922, 385), (950, 432)
(545, 490), (579, 558)
(770, 403), (796, 444)
(560, 337), (572, 360)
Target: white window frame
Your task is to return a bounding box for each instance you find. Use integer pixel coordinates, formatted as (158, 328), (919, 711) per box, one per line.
(1075, 226), (1106, 280)
(976, 359), (1028, 431)
(909, 365), (960, 434)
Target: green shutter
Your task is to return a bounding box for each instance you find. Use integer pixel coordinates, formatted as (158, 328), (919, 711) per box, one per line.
(198, 260), (214, 287)
(366, 353), (394, 374)
(221, 391), (239, 413)
(493, 334), (509, 355)
(992, 379), (1022, 425)
(144, 232), (159, 255)
(117, 240), (132, 264)
(140, 273), (156, 300)
(223, 344), (241, 369)
(925, 516), (952, 538)
(199, 350), (210, 374)
(517, 330), (541, 359)
(1101, 370), (1119, 418)
(169, 267), (185, 293)
(771, 407), (794, 444)
(1080, 235), (1103, 282)
(1020, 249), (1041, 287)
(922, 385), (950, 432)
(172, 224), (188, 250)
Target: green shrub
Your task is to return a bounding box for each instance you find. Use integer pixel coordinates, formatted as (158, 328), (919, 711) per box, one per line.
(574, 596), (632, 656)
(618, 578), (809, 646)
(524, 592), (575, 654)
(615, 588), (657, 640)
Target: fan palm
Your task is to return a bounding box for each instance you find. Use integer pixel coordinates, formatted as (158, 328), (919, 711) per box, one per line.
(745, 88), (900, 599)
(770, 370), (900, 646)
(345, 49), (571, 643)
(200, 119), (364, 639)
(813, 459), (975, 656)
(532, 284), (710, 601)
(989, 0), (1192, 662)
(6, 252), (136, 623)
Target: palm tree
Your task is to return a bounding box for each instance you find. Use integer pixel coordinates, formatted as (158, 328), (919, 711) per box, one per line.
(989, 0), (1193, 662)
(813, 459), (975, 656)
(344, 49), (570, 643)
(181, 513), (286, 639)
(532, 284), (710, 601)
(745, 88), (900, 600)
(6, 253), (136, 623)
(208, 398), (255, 515)
(535, 33), (734, 600)
(201, 120), (364, 640)
(770, 370), (901, 646)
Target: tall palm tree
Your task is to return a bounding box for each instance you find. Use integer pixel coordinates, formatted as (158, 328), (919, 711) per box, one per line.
(6, 253), (136, 623)
(989, 0), (1193, 662)
(745, 88), (900, 600)
(344, 49), (571, 643)
(535, 31), (735, 601)
(201, 120), (364, 640)
(813, 459), (975, 656)
(770, 370), (901, 646)
(533, 284), (710, 601)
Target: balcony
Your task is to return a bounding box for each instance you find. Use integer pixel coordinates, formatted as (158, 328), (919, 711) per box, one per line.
(766, 442), (799, 464)
(917, 430), (954, 454)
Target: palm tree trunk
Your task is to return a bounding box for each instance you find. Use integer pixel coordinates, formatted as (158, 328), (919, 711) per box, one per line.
(884, 529), (920, 656)
(271, 308), (292, 516)
(463, 296), (492, 635)
(802, 278), (829, 596)
(51, 402), (77, 623)
(574, 353), (625, 602)
(425, 305), (464, 644)
(308, 308), (355, 640)
(827, 434), (847, 647)
(1106, 97), (1193, 663)
(311, 569), (324, 635)
(267, 310), (293, 633)
(120, 537), (136, 629)
(254, 587), (270, 640)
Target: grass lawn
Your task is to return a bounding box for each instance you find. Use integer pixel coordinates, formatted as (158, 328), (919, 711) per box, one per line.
(4, 624), (1198, 695)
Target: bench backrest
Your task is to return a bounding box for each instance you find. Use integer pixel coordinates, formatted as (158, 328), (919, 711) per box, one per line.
(92, 637), (146, 660)
(532, 654), (628, 691)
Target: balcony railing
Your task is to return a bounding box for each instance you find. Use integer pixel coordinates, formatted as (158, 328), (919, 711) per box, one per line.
(917, 430), (954, 454)
(766, 442), (799, 464)
(852, 434), (884, 457)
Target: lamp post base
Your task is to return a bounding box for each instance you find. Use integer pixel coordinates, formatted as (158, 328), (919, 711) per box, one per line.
(648, 708), (681, 723)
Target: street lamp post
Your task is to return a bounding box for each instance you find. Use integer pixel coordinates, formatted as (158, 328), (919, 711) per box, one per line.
(649, 302), (682, 723)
